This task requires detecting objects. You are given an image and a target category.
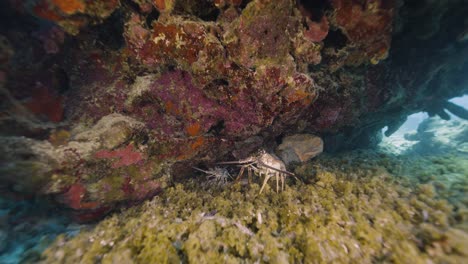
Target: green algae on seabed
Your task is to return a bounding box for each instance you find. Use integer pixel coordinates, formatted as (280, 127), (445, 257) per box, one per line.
(40, 151), (468, 263)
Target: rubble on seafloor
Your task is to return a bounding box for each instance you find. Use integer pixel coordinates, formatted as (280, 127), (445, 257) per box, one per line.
(38, 151), (468, 263)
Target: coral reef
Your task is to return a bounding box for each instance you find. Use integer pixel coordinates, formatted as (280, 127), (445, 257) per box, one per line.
(1, 1), (467, 261)
(0, 0), (467, 218)
(40, 151), (468, 263)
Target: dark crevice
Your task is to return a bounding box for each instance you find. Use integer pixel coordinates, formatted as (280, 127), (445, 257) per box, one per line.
(308, 63), (326, 72)
(0, 1), (39, 34)
(239, 0), (252, 10)
(121, 0), (144, 14)
(298, 0), (330, 22)
(214, 79), (229, 86)
(167, 65), (177, 72)
(199, 8), (220, 22)
(88, 10), (125, 50)
(404, 0), (427, 9)
(203, 78), (230, 100)
(145, 8), (160, 28)
(55, 67), (70, 94)
(323, 29), (348, 50)
(207, 120), (225, 136)
(275, 133), (284, 145)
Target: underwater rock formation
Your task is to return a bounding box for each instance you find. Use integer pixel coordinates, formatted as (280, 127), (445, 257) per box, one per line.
(40, 151), (468, 263)
(0, 0), (467, 216)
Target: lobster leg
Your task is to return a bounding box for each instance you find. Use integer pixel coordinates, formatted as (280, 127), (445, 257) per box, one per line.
(259, 174), (272, 194)
(276, 173), (279, 193)
(281, 174), (285, 191)
(235, 165), (246, 182)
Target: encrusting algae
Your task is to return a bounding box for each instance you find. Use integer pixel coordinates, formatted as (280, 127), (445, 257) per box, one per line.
(40, 151), (468, 263)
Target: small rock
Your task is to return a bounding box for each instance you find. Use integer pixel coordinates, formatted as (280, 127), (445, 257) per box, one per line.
(277, 134), (323, 165)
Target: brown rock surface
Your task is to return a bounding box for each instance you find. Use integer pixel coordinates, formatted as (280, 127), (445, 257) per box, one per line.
(277, 134), (324, 165)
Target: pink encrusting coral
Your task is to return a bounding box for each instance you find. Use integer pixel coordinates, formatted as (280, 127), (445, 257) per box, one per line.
(59, 183), (99, 210)
(304, 16), (330, 42)
(95, 144), (144, 168)
(131, 67), (314, 142)
(132, 70), (250, 137)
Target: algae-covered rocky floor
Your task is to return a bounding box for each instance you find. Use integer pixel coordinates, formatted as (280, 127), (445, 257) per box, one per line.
(41, 151), (468, 263)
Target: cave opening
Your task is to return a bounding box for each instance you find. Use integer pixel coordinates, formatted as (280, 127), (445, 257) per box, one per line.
(380, 95), (468, 155)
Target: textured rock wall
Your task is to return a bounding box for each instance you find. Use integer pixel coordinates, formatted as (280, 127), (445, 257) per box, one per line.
(0, 0), (467, 218)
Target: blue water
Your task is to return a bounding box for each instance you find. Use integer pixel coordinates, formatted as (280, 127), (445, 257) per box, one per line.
(451, 95), (468, 108)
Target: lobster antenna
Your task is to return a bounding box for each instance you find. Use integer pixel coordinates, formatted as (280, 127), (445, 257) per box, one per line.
(217, 160), (255, 165)
(192, 166), (209, 174)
